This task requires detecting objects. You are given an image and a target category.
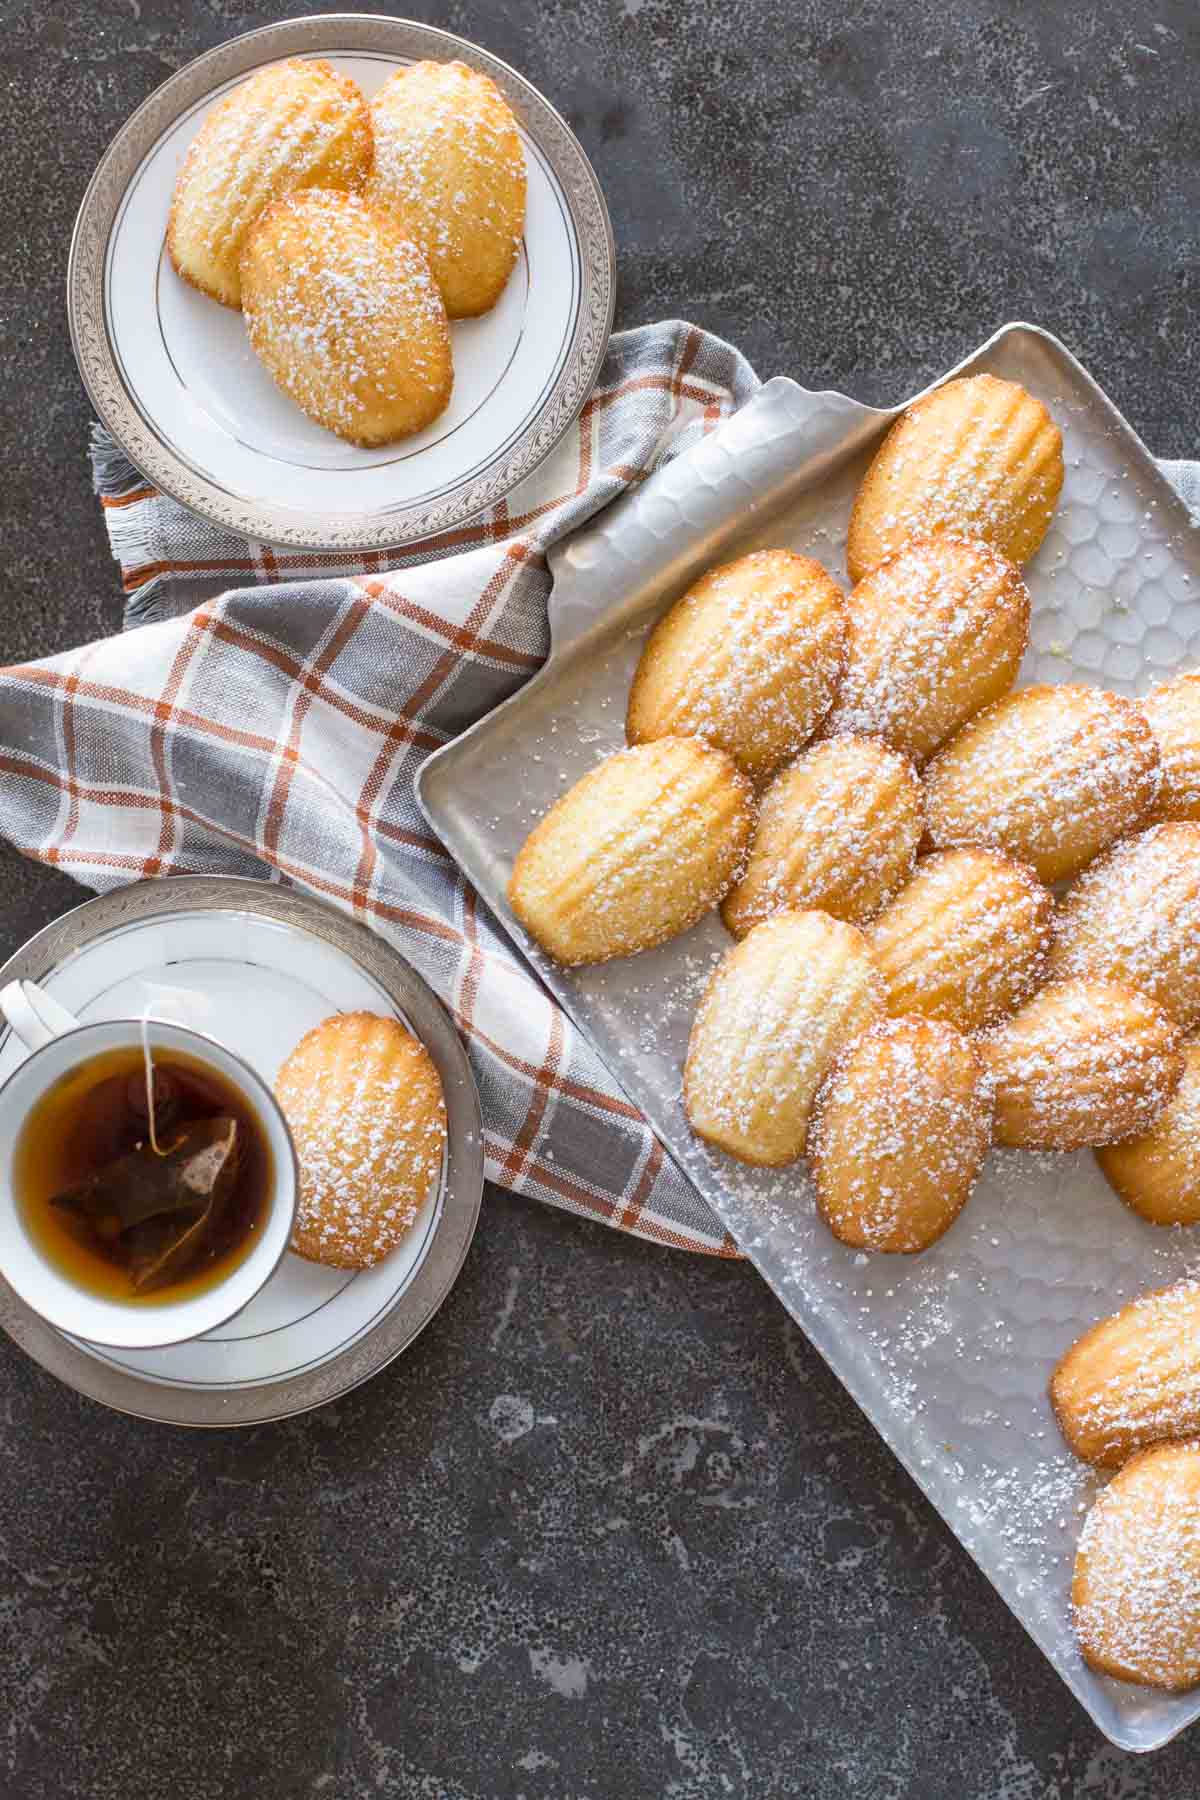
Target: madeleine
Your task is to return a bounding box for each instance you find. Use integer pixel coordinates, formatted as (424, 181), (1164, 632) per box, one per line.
(981, 979), (1183, 1152)
(1073, 1442), (1200, 1692)
(923, 683), (1161, 884)
(684, 911), (883, 1166)
(1052, 1281), (1200, 1468)
(1097, 1041), (1200, 1226)
(866, 847), (1052, 1035)
(366, 59), (526, 317)
(846, 373), (1063, 581)
(627, 550), (846, 781)
(168, 58), (372, 309)
(810, 1017), (990, 1253)
(722, 737), (922, 936)
(508, 738), (753, 965)
(241, 191), (453, 446)
(822, 537), (1030, 764)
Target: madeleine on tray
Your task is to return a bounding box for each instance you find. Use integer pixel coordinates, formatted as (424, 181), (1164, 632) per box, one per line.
(627, 549), (846, 781)
(846, 373), (1063, 581)
(684, 910), (883, 1166)
(508, 737), (753, 965)
(1052, 1280), (1200, 1468)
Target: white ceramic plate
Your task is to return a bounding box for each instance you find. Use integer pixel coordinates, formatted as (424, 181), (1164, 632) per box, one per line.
(0, 878), (483, 1425)
(68, 15), (616, 551)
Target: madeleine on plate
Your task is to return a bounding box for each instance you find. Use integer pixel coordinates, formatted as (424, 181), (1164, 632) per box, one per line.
(168, 58), (372, 310)
(866, 847), (1052, 1034)
(508, 737), (753, 965)
(1073, 1442), (1200, 1692)
(1143, 672), (1200, 822)
(366, 60), (526, 318)
(846, 374), (1063, 582)
(241, 191), (453, 446)
(626, 550), (847, 781)
(684, 910), (883, 1166)
(1048, 823), (1200, 1031)
(821, 537), (1030, 764)
(721, 737), (922, 937)
(1097, 1041), (1200, 1226)
(923, 683), (1161, 884)
(810, 1017), (991, 1253)
(981, 978), (1183, 1152)
(1052, 1280), (1200, 1468)
(277, 1012), (446, 1269)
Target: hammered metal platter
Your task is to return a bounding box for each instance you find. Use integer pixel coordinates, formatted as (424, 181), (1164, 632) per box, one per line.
(67, 13), (616, 552)
(0, 877), (483, 1427)
(418, 323), (1200, 1750)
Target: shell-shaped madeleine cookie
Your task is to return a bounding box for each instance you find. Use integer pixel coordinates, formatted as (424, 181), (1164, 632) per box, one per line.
(366, 60), (526, 318)
(684, 911), (883, 1166)
(1049, 824), (1200, 1031)
(508, 738), (753, 965)
(981, 979), (1183, 1152)
(866, 848), (1052, 1034)
(846, 374), (1064, 582)
(1074, 1442), (1200, 1692)
(821, 538), (1030, 764)
(721, 737), (922, 937)
(810, 1017), (990, 1253)
(924, 683), (1161, 884)
(1051, 1281), (1200, 1468)
(168, 59), (372, 309)
(241, 191), (453, 447)
(1097, 1042), (1200, 1226)
(626, 550), (846, 781)
(1143, 673), (1200, 822)
(277, 1012), (447, 1269)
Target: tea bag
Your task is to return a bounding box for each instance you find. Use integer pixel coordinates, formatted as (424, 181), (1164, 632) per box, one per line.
(52, 1115), (241, 1291)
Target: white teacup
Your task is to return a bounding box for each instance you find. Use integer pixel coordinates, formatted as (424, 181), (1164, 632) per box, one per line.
(0, 979), (297, 1350)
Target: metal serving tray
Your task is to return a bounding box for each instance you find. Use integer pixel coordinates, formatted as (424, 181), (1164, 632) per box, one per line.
(418, 324), (1200, 1750)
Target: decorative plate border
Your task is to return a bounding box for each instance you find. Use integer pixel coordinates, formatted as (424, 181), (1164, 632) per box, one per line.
(0, 876), (484, 1426)
(66, 13), (617, 552)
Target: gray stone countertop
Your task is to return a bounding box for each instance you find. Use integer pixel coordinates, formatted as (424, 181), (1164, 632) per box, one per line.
(0, 2), (1197, 1794)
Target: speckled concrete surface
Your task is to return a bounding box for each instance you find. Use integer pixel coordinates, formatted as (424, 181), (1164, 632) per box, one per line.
(0, 2), (1198, 1794)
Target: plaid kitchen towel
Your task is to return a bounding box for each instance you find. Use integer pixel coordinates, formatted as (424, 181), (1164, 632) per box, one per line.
(0, 322), (759, 1256)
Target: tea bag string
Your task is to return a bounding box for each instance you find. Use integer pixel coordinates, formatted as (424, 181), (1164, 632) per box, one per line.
(141, 1006), (169, 1157)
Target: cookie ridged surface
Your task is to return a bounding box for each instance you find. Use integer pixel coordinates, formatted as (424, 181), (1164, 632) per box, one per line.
(1097, 1041), (1200, 1226)
(1143, 672), (1200, 822)
(810, 1016), (991, 1253)
(1048, 823), (1200, 1031)
(366, 59), (526, 318)
(981, 978), (1183, 1152)
(866, 847), (1052, 1034)
(684, 910), (883, 1166)
(846, 373), (1064, 581)
(626, 550), (846, 781)
(277, 1012), (447, 1269)
(168, 58), (372, 309)
(1052, 1281), (1200, 1469)
(1073, 1442), (1200, 1692)
(721, 736), (922, 937)
(821, 537), (1030, 764)
(508, 738), (753, 965)
(923, 682), (1161, 883)
(241, 190), (453, 446)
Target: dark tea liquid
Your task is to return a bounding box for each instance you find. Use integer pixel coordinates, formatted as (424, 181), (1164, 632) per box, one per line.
(16, 1045), (273, 1306)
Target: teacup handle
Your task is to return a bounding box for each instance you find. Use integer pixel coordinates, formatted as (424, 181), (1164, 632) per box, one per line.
(0, 980), (83, 1055)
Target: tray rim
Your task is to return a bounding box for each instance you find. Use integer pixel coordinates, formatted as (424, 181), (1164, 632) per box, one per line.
(66, 11), (617, 553)
(416, 320), (1200, 1752)
(0, 874), (484, 1428)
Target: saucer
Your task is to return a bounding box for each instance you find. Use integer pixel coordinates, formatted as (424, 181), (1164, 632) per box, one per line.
(67, 14), (616, 551)
(0, 877), (483, 1425)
